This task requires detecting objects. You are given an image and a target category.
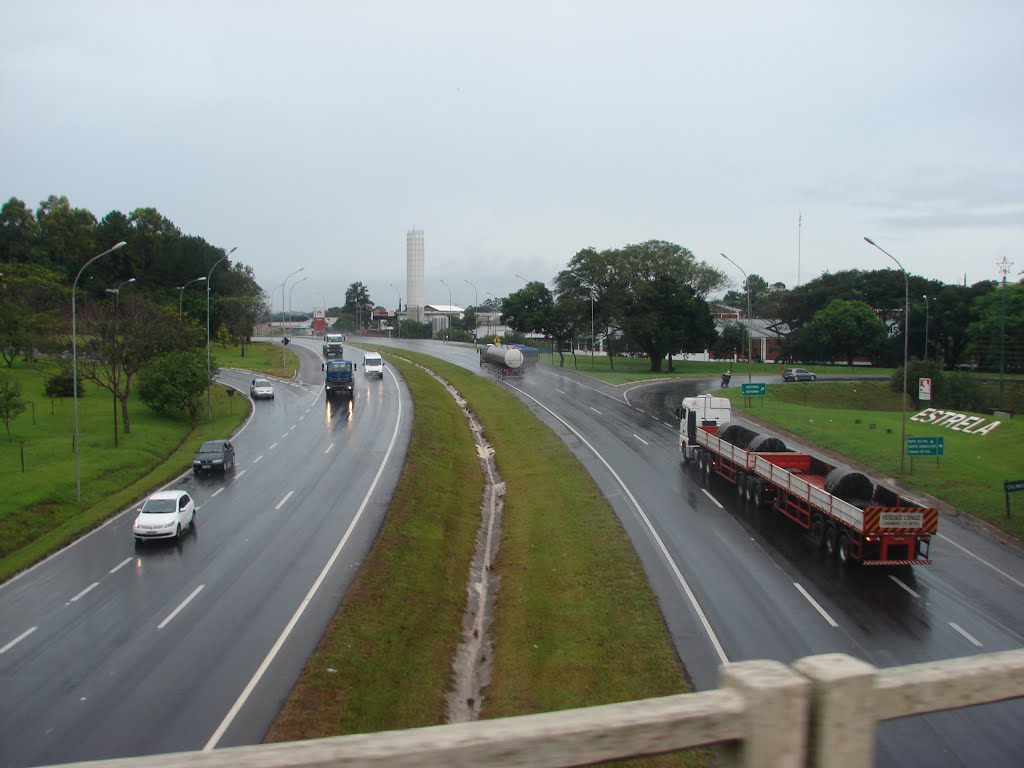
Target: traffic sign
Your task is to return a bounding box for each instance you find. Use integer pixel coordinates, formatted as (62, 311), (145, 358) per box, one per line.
(1005, 479), (1024, 494)
(741, 383), (766, 397)
(919, 377), (932, 401)
(906, 436), (944, 456)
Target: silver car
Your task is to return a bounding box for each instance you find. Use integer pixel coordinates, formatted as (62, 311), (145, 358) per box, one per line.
(133, 490), (196, 543)
(250, 377), (275, 399)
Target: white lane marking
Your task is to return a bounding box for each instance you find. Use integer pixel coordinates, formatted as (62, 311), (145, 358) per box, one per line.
(793, 583), (839, 628)
(504, 382), (730, 666)
(938, 533), (1024, 589)
(1, 626), (37, 654)
(109, 557), (133, 574)
(298, 415), (305, 422)
(589, 406), (602, 414)
(236, 469), (247, 478)
(281, 432), (289, 439)
(556, 389), (565, 394)
(206, 360), (406, 751)
(632, 433), (649, 445)
(889, 575), (920, 598)
(702, 489), (723, 509)
(69, 582), (99, 603)
(289, 425), (296, 431)
(635, 408), (646, 414)
(325, 442), (335, 454)
(253, 455), (264, 463)
(268, 442), (278, 450)
(158, 585), (204, 630)
(663, 421), (675, 427)
(275, 491), (294, 510)
(950, 622), (983, 647)
(212, 488), (224, 498)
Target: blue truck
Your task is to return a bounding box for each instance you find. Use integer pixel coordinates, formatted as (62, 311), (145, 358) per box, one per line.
(322, 359), (357, 399)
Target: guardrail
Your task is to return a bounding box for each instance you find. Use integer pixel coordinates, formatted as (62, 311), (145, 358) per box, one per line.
(55, 650), (1024, 768)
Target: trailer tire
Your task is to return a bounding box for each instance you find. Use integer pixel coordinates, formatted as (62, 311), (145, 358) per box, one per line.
(809, 514), (826, 550)
(837, 533), (858, 565)
(736, 472), (747, 499)
(824, 524), (838, 558)
(753, 482), (767, 509)
(704, 454), (714, 478)
(744, 477), (756, 504)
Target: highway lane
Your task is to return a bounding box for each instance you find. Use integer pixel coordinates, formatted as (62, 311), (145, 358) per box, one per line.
(369, 339), (1024, 766)
(0, 341), (411, 767)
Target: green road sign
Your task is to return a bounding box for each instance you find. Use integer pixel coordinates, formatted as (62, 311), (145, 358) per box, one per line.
(907, 436), (944, 456)
(741, 383), (766, 397)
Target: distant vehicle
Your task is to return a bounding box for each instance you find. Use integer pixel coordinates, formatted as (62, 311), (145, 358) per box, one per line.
(250, 377), (275, 399)
(323, 333), (345, 358)
(782, 367), (816, 382)
(323, 359), (357, 399)
(479, 343), (525, 378)
(363, 352), (384, 378)
(193, 439), (235, 474)
(509, 343), (540, 370)
(133, 489), (196, 543)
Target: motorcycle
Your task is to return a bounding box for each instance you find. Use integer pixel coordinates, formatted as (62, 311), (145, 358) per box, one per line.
(720, 372), (732, 388)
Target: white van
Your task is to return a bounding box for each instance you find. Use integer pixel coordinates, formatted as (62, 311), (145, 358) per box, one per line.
(363, 352), (384, 378)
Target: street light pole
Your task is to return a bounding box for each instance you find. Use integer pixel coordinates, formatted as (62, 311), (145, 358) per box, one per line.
(104, 278), (135, 448)
(865, 237), (909, 475)
(178, 276), (207, 317)
(207, 246), (237, 419)
(721, 253), (753, 383)
(440, 279), (452, 341)
(465, 279), (478, 344)
(279, 267), (304, 368)
(922, 294), (930, 361)
(289, 276), (308, 338)
(72, 241), (127, 501)
(388, 282), (402, 339)
(486, 290), (497, 340)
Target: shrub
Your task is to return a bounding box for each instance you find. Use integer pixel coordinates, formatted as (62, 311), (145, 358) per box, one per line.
(45, 373), (83, 398)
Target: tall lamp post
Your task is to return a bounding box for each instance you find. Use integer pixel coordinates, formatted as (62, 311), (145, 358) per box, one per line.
(388, 282), (402, 339)
(865, 237), (909, 475)
(922, 294), (930, 361)
(72, 240), (127, 501)
(105, 277), (135, 448)
(207, 246), (237, 419)
(289, 276), (308, 334)
(178, 276), (206, 317)
(279, 267), (304, 367)
(440, 279), (452, 340)
(721, 253), (753, 383)
(465, 279), (479, 343)
(486, 290), (497, 339)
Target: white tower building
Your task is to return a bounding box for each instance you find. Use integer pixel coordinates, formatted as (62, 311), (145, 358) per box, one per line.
(406, 229), (425, 323)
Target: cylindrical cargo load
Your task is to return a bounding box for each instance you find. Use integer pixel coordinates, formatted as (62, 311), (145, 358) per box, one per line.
(748, 434), (788, 453)
(481, 344), (524, 370)
(719, 424), (758, 448)
(824, 468), (875, 506)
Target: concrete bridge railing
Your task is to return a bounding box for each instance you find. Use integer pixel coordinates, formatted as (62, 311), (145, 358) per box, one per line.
(54, 649), (1024, 768)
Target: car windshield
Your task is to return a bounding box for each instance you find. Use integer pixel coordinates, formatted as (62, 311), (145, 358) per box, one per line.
(142, 498), (176, 514)
(366, 357), (381, 364)
(254, 380), (271, 387)
(197, 442), (223, 455)
(327, 361), (352, 372)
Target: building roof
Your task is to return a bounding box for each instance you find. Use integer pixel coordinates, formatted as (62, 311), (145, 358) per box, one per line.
(424, 304), (464, 313)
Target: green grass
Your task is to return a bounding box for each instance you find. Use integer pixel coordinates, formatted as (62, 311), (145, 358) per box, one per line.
(268, 347), (702, 766)
(0, 349), (256, 581)
(725, 381), (1024, 540)
(212, 339), (299, 379)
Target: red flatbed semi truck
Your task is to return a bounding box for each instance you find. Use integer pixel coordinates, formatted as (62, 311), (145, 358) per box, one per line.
(677, 394), (937, 566)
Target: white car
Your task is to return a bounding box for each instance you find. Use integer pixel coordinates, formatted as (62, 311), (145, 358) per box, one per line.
(250, 377), (275, 399)
(133, 490), (196, 543)
(363, 352), (384, 377)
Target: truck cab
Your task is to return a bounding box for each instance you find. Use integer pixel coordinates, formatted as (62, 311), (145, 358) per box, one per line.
(363, 352), (384, 378)
(322, 359), (357, 399)
(323, 333), (345, 358)
(676, 394), (732, 460)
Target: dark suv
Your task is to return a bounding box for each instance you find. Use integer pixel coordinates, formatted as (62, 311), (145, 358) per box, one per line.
(192, 439), (235, 474)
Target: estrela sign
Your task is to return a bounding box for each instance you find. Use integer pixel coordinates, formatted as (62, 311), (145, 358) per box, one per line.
(910, 408), (1001, 436)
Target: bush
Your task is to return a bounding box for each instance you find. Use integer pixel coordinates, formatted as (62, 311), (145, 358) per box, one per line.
(942, 371), (986, 410)
(137, 349), (209, 422)
(45, 373), (83, 398)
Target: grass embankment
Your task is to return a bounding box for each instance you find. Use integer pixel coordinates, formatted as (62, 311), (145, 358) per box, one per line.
(728, 381), (1024, 540)
(0, 342), (298, 582)
(268, 348), (701, 766)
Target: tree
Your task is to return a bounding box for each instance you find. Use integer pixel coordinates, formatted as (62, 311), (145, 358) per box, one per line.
(0, 197), (39, 264)
(344, 282), (374, 329)
(0, 373), (26, 441)
(712, 321), (750, 361)
(619, 277), (716, 372)
(501, 281), (553, 336)
(966, 282), (1024, 372)
(137, 349), (209, 422)
(808, 299), (887, 366)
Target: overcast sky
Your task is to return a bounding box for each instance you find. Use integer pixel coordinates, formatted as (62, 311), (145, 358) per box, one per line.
(3, 1), (1022, 312)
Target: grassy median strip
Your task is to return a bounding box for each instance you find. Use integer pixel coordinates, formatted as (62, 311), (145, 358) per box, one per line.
(268, 350), (702, 766)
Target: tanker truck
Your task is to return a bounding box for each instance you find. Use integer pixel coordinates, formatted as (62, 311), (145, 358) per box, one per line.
(479, 344), (525, 378)
(676, 393), (937, 566)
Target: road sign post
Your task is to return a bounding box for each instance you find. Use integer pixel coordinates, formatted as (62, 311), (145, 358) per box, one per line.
(1005, 479), (1024, 518)
(741, 382), (765, 406)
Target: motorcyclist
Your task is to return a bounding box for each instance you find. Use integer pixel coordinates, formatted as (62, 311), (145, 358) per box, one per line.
(721, 370), (732, 387)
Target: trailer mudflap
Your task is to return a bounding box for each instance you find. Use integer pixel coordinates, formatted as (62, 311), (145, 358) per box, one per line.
(862, 559), (932, 566)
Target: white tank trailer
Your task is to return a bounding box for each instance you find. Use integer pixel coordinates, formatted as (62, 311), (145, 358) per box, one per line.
(480, 344), (525, 377)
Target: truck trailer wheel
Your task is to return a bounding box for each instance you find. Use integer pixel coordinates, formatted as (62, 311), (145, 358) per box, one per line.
(736, 472), (747, 499)
(824, 524), (838, 558)
(809, 514), (826, 550)
(753, 482), (767, 508)
(837, 533), (858, 565)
